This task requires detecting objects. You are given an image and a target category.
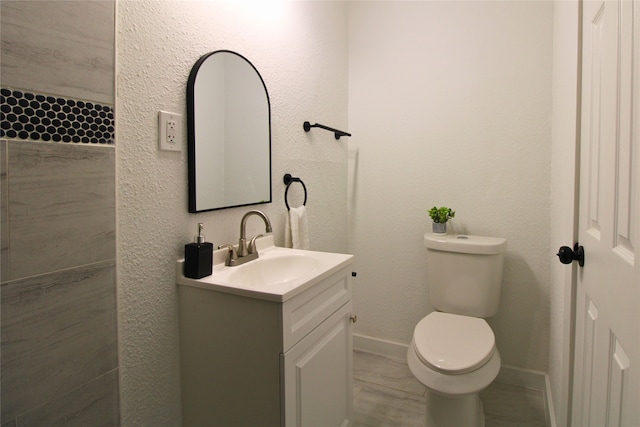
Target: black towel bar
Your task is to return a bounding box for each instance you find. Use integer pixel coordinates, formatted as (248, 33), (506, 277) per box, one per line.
(283, 174), (307, 211)
(303, 121), (351, 140)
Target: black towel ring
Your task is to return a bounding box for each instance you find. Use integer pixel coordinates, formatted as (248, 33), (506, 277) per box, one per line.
(283, 173), (307, 211)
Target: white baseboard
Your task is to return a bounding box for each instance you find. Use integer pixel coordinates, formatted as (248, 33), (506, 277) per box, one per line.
(496, 364), (547, 391)
(353, 333), (409, 361)
(496, 366), (555, 427)
(545, 373), (557, 427)
(353, 333), (555, 425)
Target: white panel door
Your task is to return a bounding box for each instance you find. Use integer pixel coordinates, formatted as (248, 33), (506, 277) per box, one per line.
(571, 1), (640, 426)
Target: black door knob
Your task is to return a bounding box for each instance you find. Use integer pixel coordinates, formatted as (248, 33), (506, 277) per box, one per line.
(557, 243), (585, 267)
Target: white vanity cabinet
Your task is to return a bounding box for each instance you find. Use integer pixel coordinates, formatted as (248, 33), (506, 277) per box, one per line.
(177, 249), (354, 427)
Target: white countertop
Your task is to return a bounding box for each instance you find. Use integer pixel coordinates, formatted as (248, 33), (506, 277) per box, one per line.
(176, 235), (353, 302)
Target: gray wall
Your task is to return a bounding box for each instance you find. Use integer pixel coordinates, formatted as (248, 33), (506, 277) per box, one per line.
(1, 1), (119, 425)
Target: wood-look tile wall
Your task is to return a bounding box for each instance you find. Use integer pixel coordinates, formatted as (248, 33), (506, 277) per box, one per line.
(0, 1), (115, 104)
(1, 259), (118, 423)
(3, 141), (116, 280)
(0, 1), (119, 425)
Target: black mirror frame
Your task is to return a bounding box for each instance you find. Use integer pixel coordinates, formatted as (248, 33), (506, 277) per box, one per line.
(187, 50), (272, 213)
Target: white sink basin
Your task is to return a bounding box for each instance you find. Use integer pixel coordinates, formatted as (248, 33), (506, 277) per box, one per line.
(176, 235), (353, 302)
(227, 254), (321, 287)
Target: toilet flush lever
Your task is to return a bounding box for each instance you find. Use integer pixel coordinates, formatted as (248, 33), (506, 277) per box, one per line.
(557, 243), (585, 267)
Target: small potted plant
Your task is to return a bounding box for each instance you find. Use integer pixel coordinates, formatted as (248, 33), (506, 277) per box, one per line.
(428, 206), (455, 234)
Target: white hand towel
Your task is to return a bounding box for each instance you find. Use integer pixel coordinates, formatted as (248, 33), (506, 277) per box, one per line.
(285, 206), (310, 249)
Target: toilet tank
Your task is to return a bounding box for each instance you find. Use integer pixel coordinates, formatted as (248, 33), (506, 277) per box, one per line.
(424, 233), (507, 318)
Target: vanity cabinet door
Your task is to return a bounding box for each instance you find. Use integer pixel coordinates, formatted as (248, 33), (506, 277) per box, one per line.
(282, 301), (353, 427)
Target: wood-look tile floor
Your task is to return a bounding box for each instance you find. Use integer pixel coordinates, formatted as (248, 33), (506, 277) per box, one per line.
(353, 350), (548, 427)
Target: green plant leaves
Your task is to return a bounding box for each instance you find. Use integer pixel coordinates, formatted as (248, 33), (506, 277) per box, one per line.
(428, 206), (455, 223)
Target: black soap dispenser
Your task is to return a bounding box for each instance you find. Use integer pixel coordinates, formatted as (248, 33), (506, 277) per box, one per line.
(184, 223), (213, 279)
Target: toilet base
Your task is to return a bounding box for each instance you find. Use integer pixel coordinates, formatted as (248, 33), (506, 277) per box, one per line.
(425, 390), (484, 427)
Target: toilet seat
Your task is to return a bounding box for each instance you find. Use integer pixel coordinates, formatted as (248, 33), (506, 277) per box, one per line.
(413, 312), (495, 374)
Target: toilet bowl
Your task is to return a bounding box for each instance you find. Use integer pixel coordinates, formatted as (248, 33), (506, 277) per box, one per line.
(407, 312), (501, 427)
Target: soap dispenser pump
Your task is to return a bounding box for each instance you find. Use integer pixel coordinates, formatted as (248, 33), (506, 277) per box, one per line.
(184, 223), (213, 279)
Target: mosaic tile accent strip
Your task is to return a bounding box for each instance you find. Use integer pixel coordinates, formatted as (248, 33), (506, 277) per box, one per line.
(0, 88), (114, 144)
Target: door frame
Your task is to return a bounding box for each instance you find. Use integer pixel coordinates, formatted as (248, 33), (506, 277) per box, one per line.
(553, 0), (583, 425)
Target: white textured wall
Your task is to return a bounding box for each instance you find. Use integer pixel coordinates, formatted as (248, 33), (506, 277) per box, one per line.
(116, 1), (348, 424)
(348, 1), (553, 372)
(549, 1), (580, 424)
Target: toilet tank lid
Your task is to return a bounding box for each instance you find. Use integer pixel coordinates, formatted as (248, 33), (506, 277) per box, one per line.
(424, 233), (507, 255)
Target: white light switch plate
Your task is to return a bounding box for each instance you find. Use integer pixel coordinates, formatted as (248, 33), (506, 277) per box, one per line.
(158, 111), (182, 151)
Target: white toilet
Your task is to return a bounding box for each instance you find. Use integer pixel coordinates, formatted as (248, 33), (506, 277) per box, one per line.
(407, 232), (507, 427)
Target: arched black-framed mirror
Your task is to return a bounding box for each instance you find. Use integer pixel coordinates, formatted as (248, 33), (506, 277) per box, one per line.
(187, 50), (272, 212)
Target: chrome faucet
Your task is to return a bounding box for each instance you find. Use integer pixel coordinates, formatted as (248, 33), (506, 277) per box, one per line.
(219, 210), (272, 266)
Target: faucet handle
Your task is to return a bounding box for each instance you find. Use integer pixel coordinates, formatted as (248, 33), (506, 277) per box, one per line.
(248, 234), (264, 254)
(218, 244), (237, 266)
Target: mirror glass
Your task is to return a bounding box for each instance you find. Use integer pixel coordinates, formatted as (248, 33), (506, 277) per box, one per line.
(187, 50), (272, 212)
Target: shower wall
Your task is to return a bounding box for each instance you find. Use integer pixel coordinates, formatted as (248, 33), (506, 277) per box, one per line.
(0, 1), (118, 424)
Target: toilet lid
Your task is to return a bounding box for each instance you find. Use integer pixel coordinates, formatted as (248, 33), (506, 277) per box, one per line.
(413, 312), (496, 374)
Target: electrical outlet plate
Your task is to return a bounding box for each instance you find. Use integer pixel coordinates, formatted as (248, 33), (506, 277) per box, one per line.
(158, 111), (182, 151)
